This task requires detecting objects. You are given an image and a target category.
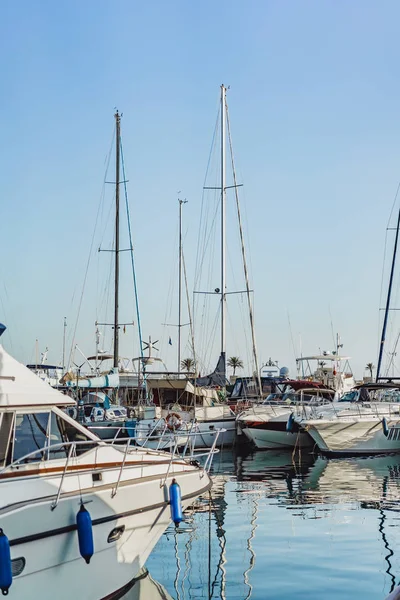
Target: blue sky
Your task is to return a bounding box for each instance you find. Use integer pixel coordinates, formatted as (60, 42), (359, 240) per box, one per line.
(1, 0), (400, 379)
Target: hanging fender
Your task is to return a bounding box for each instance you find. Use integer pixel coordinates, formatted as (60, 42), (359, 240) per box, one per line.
(169, 479), (183, 526)
(286, 412), (295, 433)
(0, 529), (12, 596)
(382, 417), (389, 438)
(76, 504), (94, 564)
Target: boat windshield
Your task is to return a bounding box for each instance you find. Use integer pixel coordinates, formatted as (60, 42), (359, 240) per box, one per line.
(12, 412), (67, 463)
(339, 390), (358, 402)
(0, 409), (93, 467)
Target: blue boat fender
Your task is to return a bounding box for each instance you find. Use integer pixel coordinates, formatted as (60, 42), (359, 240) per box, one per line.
(286, 412), (295, 433)
(382, 417), (389, 438)
(76, 504), (94, 564)
(169, 479), (183, 526)
(0, 529), (12, 595)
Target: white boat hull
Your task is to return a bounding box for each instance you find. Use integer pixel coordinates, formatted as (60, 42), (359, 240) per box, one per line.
(305, 417), (400, 455)
(2, 450), (211, 599)
(191, 418), (237, 448)
(241, 425), (314, 449)
(237, 405), (313, 449)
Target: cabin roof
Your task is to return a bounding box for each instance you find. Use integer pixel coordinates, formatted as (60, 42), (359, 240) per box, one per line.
(296, 355), (351, 362)
(354, 382), (400, 390)
(0, 346), (75, 408)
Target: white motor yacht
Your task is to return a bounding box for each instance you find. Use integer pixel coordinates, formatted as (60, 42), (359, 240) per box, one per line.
(294, 383), (400, 456)
(236, 385), (335, 449)
(0, 336), (212, 599)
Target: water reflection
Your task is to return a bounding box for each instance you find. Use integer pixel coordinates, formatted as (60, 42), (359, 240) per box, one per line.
(146, 449), (400, 599)
(118, 569), (173, 599)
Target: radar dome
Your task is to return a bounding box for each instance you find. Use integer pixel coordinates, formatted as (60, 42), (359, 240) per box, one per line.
(279, 366), (289, 378)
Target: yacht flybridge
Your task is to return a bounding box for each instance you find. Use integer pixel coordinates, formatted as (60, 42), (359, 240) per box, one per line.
(0, 327), (212, 599)
(295, 353), (355, 397)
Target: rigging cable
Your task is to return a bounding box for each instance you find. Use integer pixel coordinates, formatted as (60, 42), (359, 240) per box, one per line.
(225, 98), (262, 395)
(377, 182), (400, 367)
(120, 138), (146, 396)
(67, 130), (115, 372)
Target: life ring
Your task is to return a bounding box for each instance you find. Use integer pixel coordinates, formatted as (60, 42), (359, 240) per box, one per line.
(166, 412), (182, 431)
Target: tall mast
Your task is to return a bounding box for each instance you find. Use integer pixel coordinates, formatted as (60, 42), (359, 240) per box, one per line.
(178, 198), (187, 373)
(377, 206), (400, 380)
(220, 84), (227, 379)
(62, 317), (67, 374)
(113, 110), (121, 369)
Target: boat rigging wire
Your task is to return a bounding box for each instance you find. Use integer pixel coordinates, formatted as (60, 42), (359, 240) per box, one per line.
(226, 97), (261, 394)
(377, 182), (400, 367)
(67, 127), (115, 372)
(120, 138), (146, 393)
(194, 108), (220, 291)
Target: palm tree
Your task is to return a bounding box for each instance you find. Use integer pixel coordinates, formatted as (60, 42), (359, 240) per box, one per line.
(181, 357), (195, 373)
(366, 362), (375, 378)
(228, 356), (244, 376)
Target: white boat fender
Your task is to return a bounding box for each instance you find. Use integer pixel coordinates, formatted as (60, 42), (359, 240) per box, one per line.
(169, 479), (183, 526)
(382, 417), (389, 437)
(76, 504), (94, 564)
(0, 529), (12, 595)
(286, 413), (295, 433)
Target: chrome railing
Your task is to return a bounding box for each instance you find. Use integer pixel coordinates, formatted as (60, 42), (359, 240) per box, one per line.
(0, 429), (223, 477)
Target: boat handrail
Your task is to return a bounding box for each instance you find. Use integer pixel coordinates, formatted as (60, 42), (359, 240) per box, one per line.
(0, 430), (224, 476)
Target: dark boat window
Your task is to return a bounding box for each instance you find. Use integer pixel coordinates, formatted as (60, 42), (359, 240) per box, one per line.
(56, 413), (92, 456)
(13, 413), (49, 463)
(0, 413), (15, 468)
(47, 412), (68, 459)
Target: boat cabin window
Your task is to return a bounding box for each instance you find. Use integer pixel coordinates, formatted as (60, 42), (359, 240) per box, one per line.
(0, 413), (15, 468)
(13, 412), (50, 463)
(56, 412), (92, 456)
(47, 412), (69, 459)
(0, 409), (94, 466)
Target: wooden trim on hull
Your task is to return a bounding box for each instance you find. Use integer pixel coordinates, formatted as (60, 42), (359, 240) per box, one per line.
(0, 458), (189, 480)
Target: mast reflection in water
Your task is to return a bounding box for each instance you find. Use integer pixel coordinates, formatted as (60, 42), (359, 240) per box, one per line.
(145, 449), (400, 599)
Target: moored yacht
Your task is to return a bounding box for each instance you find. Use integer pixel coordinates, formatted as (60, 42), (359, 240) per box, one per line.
(236, 382), (335, 449)
(294, 383), (400, 456)
(146, 372), (236, 448)
(295, 351), (355, 397)
(0, 329), (212, 599)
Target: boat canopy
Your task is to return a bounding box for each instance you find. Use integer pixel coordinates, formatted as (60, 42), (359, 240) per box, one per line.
(285, 379), (334, 391)
(354, 382), (400, 390)
(64, 367), (119, 389)
(147, 377), (219, 402)
(0, 345), (75, 407)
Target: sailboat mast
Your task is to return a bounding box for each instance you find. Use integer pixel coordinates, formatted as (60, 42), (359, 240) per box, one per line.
(113, 110), (121, 369)
(220, 84), (227, 379)
(178, 198), (187, 373)
(377, 206), (400, 381)
(62, 317), (67, 374)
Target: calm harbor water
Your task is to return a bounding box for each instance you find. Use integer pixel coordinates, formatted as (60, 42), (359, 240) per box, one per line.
(136, 448), (400, 600)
